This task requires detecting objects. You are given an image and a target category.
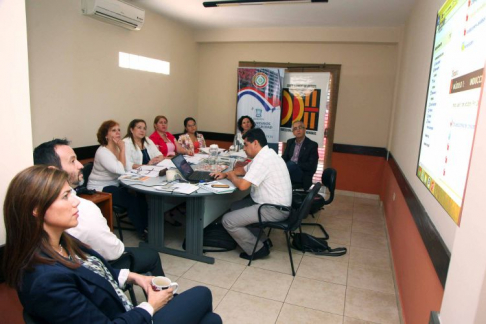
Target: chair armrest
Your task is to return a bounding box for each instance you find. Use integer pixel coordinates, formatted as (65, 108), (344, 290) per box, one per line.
(257, 204), (291, 223)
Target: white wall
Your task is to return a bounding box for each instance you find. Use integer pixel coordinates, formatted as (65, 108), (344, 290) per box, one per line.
(392, 0), (486, 320)
(196, 41), (398, 148)
(26, 0), (199, 148)
(389, 0), (457, 250)
(0, 0), (33, 244)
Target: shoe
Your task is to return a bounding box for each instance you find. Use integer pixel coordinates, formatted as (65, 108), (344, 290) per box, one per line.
(264, 238), (273, 249)
(239, 244), (270, 260)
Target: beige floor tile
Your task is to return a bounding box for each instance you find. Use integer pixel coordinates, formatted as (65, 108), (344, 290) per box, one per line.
(354, 197), (381, 207)
(320, 208), (354, 221)
(334, 194), (355, 203)
(249, 249), (303, 275)
(352, 211), (384, 225)
(159, 253), (197, 277)
(297, 255), (348, 285)
(326, 202), (354, 212)
(349, 246), (391, 270)
(304, 244), (350, 264)
(318, 217), (353, 232)
(232, 267), (294, 302)
(285, 277), (346, 315)
(354, 193), (380, 201)
(352, 220), (386, 237)
(216, 290), (282, 324)
(175, 277), (228, 308)
(270, 231), (304, 255)
(205, 248), (250, 265)
(347, 265), (395, 294)
(344, 316), (379, 324)
(277, 303), (343, 324)
(182, 259), (246, 289)
(325, 227), (352, 246)
(345, 286), (400, 324)
(350, 232), (388, 252)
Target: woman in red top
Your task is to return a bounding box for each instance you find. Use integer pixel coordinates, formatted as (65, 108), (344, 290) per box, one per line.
(149, 115), (190, 157)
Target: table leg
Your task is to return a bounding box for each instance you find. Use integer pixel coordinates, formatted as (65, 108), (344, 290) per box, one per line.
(141, 195), (215, 264)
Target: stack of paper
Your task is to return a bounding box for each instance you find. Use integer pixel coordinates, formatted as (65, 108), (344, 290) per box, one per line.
(128, 165), (166, 178)
(156, 159), (176, 169)
(119, 174), (150, 182)
(172, 183), (199, 195)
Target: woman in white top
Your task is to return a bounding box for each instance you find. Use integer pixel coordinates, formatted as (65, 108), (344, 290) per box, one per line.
(234, 115), (255, 151)
(123, 119), (164, 171)
(88, 120), (148, 239)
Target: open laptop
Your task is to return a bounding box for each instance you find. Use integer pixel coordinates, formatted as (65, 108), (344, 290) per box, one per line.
(171, 154), (215, 183)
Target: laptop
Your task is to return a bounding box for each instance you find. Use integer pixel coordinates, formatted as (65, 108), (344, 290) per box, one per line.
(171, 154), (215, 183)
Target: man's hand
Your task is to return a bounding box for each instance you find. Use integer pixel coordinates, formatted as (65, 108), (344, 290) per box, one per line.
(210, 172), (227, 180)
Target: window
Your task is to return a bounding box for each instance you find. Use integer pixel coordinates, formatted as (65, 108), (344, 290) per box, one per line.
(119, 52), (170, 75)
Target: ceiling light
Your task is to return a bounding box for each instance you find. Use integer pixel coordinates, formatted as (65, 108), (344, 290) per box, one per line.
(203, 0), (328, 8)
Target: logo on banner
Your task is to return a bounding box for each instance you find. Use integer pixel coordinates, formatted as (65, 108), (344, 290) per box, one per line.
(252, 73), (268, 88)
(281, 88), (321, 131)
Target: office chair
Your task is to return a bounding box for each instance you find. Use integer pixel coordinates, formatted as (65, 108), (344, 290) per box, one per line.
(292, 167), (337, 240)
(248, 183), (321, 276)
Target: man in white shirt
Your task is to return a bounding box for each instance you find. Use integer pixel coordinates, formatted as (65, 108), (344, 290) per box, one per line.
(33, 139), (164, 276)
(212, 128), (292, 260)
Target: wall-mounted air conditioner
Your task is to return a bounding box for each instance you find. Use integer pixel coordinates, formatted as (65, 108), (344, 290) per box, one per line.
(81, 0), (145, 31)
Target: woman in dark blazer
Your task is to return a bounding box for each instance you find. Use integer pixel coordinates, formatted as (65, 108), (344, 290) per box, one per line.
(2, 166), (221, 324)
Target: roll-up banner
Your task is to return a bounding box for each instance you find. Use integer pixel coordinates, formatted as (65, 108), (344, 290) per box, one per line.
(236, 68), (285, 150)
(280, 72), (331, 146)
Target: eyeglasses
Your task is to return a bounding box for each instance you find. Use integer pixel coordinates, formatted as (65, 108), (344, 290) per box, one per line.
(292, 126), (305, 131)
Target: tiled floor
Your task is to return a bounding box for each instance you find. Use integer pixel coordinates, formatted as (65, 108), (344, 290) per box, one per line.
(122, 191), (401, 324)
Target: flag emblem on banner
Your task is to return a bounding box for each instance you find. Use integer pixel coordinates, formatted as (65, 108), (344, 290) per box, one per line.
(281, 88), (321, 131)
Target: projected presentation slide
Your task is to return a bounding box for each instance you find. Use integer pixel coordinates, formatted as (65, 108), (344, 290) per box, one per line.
(417, 0), (485, 224)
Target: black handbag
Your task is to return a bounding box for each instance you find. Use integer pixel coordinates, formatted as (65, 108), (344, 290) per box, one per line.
(183, 222), (237, 253)
(291, 232), (347, 256)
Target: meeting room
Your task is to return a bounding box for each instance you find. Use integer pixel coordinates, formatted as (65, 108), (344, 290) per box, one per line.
(2, 0), (486, 323)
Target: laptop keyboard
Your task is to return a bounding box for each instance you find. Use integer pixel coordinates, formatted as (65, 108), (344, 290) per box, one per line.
(189, 171), (212, 181)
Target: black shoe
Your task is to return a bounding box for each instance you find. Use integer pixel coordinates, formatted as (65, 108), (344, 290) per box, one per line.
(264, 238), (273, 248)
(239, 244), (270, 260)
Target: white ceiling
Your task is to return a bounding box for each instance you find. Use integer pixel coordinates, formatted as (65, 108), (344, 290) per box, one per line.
(134, 0), (416, 30)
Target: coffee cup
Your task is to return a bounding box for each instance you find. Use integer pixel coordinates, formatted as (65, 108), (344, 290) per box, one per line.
(151, 276), (179, 293)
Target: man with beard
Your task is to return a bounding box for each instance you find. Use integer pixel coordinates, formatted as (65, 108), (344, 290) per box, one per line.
(33, 139), (164, 276)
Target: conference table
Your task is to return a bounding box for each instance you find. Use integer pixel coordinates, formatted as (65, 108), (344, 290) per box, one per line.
(120, 173), (248, 264)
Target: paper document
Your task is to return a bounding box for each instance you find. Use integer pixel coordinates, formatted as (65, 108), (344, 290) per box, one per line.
(127, 165), (166, 178)
(185, 154), (206, 164)
(199, 147), (226, 155)
(119, 174), (150, 182)
(157, 159), (176, 169)
(172, 183), (199, 195)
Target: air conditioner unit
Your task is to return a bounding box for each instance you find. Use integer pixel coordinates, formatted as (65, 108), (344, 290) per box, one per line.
(81, 0), (145, 31)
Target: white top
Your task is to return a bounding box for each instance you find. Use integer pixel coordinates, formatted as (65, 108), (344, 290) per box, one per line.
(87, 146), (125, 191)
(123, 137), (161, 171)
(66, 191), (125, 261)
(244, 145), (292, 206)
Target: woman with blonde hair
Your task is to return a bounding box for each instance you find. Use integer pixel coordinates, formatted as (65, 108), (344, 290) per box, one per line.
(2, 166), (221, 324)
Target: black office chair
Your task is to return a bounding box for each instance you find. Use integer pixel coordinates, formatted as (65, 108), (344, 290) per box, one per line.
(292, 167), (337, 240)
(248, 183), (321, 276)
(113, 205), (134, 242)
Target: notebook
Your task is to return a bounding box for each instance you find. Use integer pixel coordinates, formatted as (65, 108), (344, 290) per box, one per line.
(171, 154), (215, 183)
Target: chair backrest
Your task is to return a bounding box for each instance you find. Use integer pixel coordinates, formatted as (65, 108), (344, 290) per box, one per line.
(321, 168), (337, 205)
(288, 182), (322, 232)
(81, 162), (93, 188)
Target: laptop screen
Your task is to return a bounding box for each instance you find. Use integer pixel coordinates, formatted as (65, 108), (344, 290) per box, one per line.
(171, 155), (194, 179)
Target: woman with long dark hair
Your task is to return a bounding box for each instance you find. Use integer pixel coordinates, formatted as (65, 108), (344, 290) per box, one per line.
(178, 117), (206, 155)
(123, 119), (164, 170)
(3, 166), (221, 324)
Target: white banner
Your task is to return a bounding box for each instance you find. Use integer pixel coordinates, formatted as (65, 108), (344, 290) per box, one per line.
(236, 68), (285, 146)
(279, 72), (331, 145)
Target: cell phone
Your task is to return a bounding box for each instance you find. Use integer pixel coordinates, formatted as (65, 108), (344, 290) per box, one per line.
(211, 184), (230, 188)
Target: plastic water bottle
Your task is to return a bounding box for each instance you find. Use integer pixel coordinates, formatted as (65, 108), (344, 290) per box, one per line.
(209, 144), (219, 171)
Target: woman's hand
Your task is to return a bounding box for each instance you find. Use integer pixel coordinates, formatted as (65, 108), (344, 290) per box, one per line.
(186, 149), (194, 156)
(149, 156), (164, 165)
(113, 138), (125, 151)
(147, 287), (174, 313)
(127, 272), (153, 293)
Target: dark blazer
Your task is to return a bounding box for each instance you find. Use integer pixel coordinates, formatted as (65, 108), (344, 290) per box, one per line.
(19, 247), (151, 324)
(282, 137), (319, 190)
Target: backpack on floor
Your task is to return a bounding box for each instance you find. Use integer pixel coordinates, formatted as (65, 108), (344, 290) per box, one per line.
(183, 222), (237, 253)
(291, 233), (347, 256)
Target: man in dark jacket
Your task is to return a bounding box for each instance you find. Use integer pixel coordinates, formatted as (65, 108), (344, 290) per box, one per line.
(282, 121), (319, 190)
